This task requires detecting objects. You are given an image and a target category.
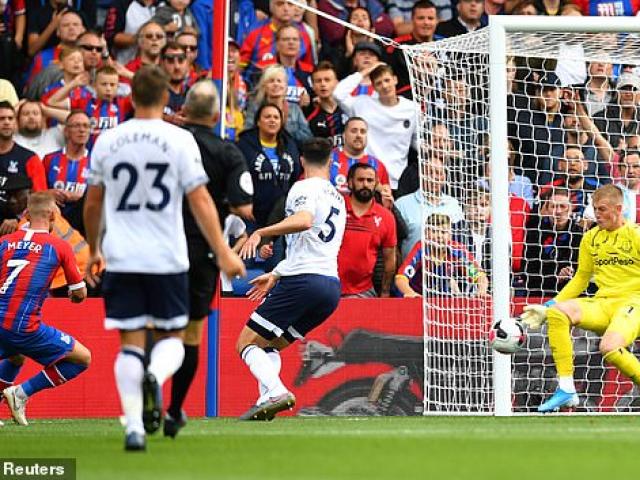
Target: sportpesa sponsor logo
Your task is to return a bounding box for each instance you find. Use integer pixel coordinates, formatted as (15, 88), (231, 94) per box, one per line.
(594, 256), (635, 266)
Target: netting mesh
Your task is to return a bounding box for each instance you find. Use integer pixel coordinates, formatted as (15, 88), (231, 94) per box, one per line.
(404, 29), (640, 413)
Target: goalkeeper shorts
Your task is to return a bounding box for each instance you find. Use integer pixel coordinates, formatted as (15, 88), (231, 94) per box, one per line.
(574, 297), (640, 345)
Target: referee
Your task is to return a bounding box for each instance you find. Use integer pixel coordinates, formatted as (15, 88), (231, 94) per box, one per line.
(165, 80), (253, 437)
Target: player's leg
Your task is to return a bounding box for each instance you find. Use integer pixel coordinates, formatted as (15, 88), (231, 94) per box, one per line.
(114, 329), (147, 450)
(145, 273), (189, 436)
(599, 300), (640, 384)
(539, 298), (610, 412)
(166, 252), (218, 437)
(102, 272), (149, 451)
(0, 355), (25, 395)
(3, 327), (90, 426)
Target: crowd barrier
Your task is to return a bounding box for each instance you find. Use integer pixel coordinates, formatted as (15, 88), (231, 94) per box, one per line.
(10, 297), (557, 418)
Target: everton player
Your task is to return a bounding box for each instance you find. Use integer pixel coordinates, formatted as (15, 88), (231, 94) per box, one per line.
(0, 191), (89, 427)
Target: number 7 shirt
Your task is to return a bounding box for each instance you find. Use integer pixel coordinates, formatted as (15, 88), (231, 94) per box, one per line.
(0, 228), (85, 333)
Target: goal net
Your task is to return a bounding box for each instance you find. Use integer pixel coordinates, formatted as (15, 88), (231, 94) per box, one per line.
(403, 19), (640, 414)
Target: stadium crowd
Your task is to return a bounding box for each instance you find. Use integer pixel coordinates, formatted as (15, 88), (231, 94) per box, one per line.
(0, 0), (639, 299)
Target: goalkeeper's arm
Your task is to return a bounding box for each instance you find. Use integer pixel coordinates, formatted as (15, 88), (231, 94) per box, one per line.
(522, 236), (593, 329)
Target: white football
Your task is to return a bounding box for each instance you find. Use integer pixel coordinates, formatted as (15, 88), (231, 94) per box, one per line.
(488, 320), (526, 354)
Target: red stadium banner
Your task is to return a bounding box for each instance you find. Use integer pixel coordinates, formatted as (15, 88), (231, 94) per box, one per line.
(6, 299), (208, 419)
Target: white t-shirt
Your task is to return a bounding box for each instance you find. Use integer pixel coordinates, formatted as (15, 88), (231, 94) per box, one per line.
(220, 214), (247, 292)
(89, 118), (208, 273)
(116, 2), (156, 65)
(14, 128), (64, 159)
(273, 177), (346, 278)
(334, 72), (418, 188)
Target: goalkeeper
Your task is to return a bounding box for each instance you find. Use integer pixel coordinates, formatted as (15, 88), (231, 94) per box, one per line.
(522, 184), (640, 412)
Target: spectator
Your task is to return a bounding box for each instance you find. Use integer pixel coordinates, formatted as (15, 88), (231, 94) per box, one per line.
(330, 116), (392, 206)
(244, 64), (313, 147)
(0, 102), (47, 223)
(395, 213), (487, 297)
(47, 65), (134, 151)
(386, 0), (440, 99)
(0, 0), (26, 84)
(435, 0), (485, 39)
(119, 20), (166, 80)
(0, 80), (19, 106)
(340, 7), (375, 66)
(582, 60), (614, 117)
(26, 0), (93, 57)
(512, 0), (540, 14)
(535, 0), (572, 15)
(25, 9), (85, 87)
(456, 187), (491, 270)
(41, 46), (93, 112)
(397, 122), (455, 198)
(256, 24), (313, 107)
(42, 109), (90, 233)
(338, 163), (396, 297)
(594, 72), (640, 151)
(176, 29), (206, 80)
(27, 29), (106, 100)
(152, 0), (199, 40)
(316, 0), (393, 52)
(160, 42), (190, 124)
(336, 41), (382, 96)
(395, 157), (463, 258)
(105, 0), (158, 66)
(478, 150), (536, 208)
(290, 0), (318, 64)
(519, 188), (582, 297)
(334, 63), (417, 190)
(572, 0), (639, 15)
(240, 0), (313, 87)
(484, 0), (506, 16)
(189, 0), (212, 70)
(563, 98), (614, 181)
(509, 71), (564, 186)
(238, 102), (301, 230)
(13, 100), (64, 157)
(584, 149), (640, 223)
(306, 61), (347, 147)
(225, 38), (247, 142)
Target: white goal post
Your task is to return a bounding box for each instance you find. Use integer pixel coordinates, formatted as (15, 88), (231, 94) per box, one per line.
(403, 17), (640, 416)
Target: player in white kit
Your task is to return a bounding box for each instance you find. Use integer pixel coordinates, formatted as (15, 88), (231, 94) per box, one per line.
(83, 66), (245, 451)
(238, 137), (346, 421)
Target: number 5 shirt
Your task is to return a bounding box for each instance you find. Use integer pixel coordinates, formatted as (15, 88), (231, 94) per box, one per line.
(89, 118), (208, 274)
(273, 177), (346, 279)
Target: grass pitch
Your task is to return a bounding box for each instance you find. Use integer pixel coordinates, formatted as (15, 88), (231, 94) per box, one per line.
(0, 416), (635, 479)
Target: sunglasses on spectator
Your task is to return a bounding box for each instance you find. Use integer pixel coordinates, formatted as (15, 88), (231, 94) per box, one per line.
(163, 54), (187, 62)
(179, 45), (197, 52)
(143, 33), (166, 40)
(80, 45), (103, 52)
(619, 85), (639, 92)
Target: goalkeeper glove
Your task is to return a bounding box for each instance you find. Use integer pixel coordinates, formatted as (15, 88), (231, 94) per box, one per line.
(520, 304), (548, 329)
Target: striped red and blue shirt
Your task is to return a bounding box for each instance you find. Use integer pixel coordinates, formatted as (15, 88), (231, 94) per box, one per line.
(329, 148), (390, 194)
(43, 149), (90, 196)
(0, 228), (84, 333)
(70, 96), (133, 151)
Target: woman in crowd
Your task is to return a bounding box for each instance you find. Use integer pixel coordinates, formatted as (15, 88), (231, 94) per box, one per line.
(244, 64), (312, 146)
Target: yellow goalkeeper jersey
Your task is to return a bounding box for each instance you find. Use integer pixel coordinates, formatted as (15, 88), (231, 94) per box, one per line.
(556, 221), (640, 301)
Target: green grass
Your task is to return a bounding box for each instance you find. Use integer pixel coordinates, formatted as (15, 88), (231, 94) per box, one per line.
(0, 416), (636, 479)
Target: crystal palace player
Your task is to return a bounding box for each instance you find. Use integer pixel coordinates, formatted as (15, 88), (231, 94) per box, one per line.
(237, 137), (345, 420)
(0, 192), (89, 427)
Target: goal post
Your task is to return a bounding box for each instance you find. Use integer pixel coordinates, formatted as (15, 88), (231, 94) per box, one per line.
(403, 16), (640, 415)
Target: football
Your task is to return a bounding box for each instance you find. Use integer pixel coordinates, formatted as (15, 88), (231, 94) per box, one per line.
(488, 320), (526, 354)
